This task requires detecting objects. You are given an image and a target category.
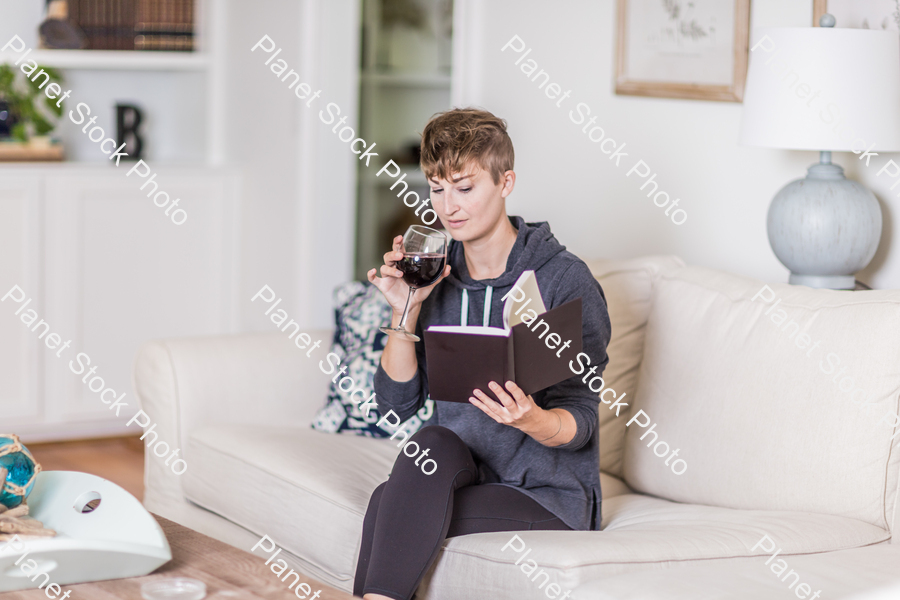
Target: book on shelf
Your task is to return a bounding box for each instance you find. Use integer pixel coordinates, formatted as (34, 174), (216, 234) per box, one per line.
(135, 0), (195, 51)
(424, 271), (584, 404)
(66, 0), (194, 52)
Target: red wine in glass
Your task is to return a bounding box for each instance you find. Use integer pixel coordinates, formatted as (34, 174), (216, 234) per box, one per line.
(379, 225), (448, 342)
(397, 253), (446, 288)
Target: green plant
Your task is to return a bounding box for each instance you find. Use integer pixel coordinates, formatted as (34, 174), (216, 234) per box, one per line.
(0, 64), (64, 142)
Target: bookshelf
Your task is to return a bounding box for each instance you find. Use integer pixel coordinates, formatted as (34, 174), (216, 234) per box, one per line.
(68, 0), (196, 51)
(0, 0), (224, 164)
(0, 49), (208, 70)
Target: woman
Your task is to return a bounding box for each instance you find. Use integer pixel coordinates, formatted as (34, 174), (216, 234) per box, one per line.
(355, 108), (611, 600)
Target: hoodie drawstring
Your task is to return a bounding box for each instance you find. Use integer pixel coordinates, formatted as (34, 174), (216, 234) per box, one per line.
(461, 289), (469, 326)
(460, 287), (493, 327)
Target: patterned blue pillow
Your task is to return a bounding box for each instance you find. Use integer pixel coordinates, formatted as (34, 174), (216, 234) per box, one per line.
(311, 281), (434, 437)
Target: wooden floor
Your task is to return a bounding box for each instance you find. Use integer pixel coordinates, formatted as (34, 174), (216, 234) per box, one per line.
(5, 515), (354, 600)
(27, 436), (146, 501)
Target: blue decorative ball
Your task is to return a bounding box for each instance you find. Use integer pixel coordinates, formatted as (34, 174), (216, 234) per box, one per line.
(0, 434), (41, 508)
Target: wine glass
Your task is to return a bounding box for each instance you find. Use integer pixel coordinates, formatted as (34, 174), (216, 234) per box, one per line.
(379, 225), (448, 342)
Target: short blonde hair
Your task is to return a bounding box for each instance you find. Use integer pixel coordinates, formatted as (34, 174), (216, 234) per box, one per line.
(420, 108), (515, 185)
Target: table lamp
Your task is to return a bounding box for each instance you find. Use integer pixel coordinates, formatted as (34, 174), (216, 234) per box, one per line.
(739, 16), (900, 289)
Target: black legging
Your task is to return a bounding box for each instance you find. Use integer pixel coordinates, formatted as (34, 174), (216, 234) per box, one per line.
(353, 425), (572, 600)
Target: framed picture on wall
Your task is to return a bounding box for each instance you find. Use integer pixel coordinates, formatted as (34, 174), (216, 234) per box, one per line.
(813, 0), (900, 30)
(615, 0), (751, 102)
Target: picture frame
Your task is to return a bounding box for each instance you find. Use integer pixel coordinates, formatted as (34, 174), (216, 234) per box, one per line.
(813, 0), (900, 30)
(615, 0), (751, 102)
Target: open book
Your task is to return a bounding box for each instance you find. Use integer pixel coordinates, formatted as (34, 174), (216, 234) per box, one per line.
(424, 271), (583, 404)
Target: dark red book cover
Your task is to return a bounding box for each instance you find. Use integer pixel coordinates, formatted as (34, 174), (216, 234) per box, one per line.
(424, 298), (583, 403)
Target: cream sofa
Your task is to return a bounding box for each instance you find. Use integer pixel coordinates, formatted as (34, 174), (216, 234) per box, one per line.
(134, 256), (900, 599)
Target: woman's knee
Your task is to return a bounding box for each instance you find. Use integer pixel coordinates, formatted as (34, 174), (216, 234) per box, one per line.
(409, 424), (462, 449)
(393, 426), (473, 478)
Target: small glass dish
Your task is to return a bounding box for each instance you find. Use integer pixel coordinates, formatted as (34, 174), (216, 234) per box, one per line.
(141, 578), (207, 600)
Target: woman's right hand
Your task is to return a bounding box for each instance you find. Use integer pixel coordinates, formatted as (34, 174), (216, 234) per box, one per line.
(367, 235), (451, 317)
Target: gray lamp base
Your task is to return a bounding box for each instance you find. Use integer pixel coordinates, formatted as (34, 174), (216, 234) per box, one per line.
(767, 156), (882, 290)
(788, 273), (855, 289)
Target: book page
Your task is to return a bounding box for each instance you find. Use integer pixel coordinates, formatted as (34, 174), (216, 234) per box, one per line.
(503, 270), (547, 329)
(426, 325), (510, 337)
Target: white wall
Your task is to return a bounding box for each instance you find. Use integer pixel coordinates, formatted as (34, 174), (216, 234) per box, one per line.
(0, 1), (45, 49)
(223, 0), (359, 330)
(221, 0), (302, 331)
(455, 0), (900, 289)
(294, 0), (361, 329)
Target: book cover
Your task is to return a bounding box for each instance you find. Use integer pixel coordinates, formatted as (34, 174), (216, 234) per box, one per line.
(425, 327), (516, 406)
(134, 0), (193, 51)
(424, 271), (583, 403)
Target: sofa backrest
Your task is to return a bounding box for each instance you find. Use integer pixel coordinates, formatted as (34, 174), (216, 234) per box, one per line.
(623, 266), (900, 532)
(584, 255), (685, 478)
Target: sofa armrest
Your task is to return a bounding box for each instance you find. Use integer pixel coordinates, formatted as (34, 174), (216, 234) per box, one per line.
(132, 330), (333, 513)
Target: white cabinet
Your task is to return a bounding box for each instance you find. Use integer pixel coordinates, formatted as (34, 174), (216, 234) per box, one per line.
(0, 165), (238, 441)
(0, 174), (41, 423)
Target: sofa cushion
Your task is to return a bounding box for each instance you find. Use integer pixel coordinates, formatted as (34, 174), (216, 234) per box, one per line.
(182, 424), (398, 588)
(583, 256), (685, 478)
(417, 493), (889, 600)
(181, 424), (888, 594)
(572, 544), (900, 600)
(624, 266), (900, 529)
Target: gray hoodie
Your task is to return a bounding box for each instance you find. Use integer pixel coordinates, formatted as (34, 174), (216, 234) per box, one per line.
(374, 215), (611, 530)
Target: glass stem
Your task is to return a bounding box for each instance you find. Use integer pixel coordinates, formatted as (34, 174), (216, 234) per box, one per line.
(398, 287), (415, 331)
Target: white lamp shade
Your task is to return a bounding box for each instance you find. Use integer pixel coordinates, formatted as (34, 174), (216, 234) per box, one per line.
(740, 27), (900, 152)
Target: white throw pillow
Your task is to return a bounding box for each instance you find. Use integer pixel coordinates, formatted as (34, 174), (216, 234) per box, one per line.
(584, 256), (685, 478)
(624, 266), (900, 529)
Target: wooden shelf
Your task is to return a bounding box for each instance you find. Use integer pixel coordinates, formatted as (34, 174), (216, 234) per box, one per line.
(0, 160), (220, 170)
(0, 142), (64, 162)
(0, 49), (208, 71)
(361, 70), (451, 88)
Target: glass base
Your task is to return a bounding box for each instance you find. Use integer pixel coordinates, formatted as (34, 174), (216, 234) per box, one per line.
(379, 326), (420, 342)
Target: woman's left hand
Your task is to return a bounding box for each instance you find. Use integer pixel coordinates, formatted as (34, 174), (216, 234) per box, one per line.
(469, 381), (540, 431)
